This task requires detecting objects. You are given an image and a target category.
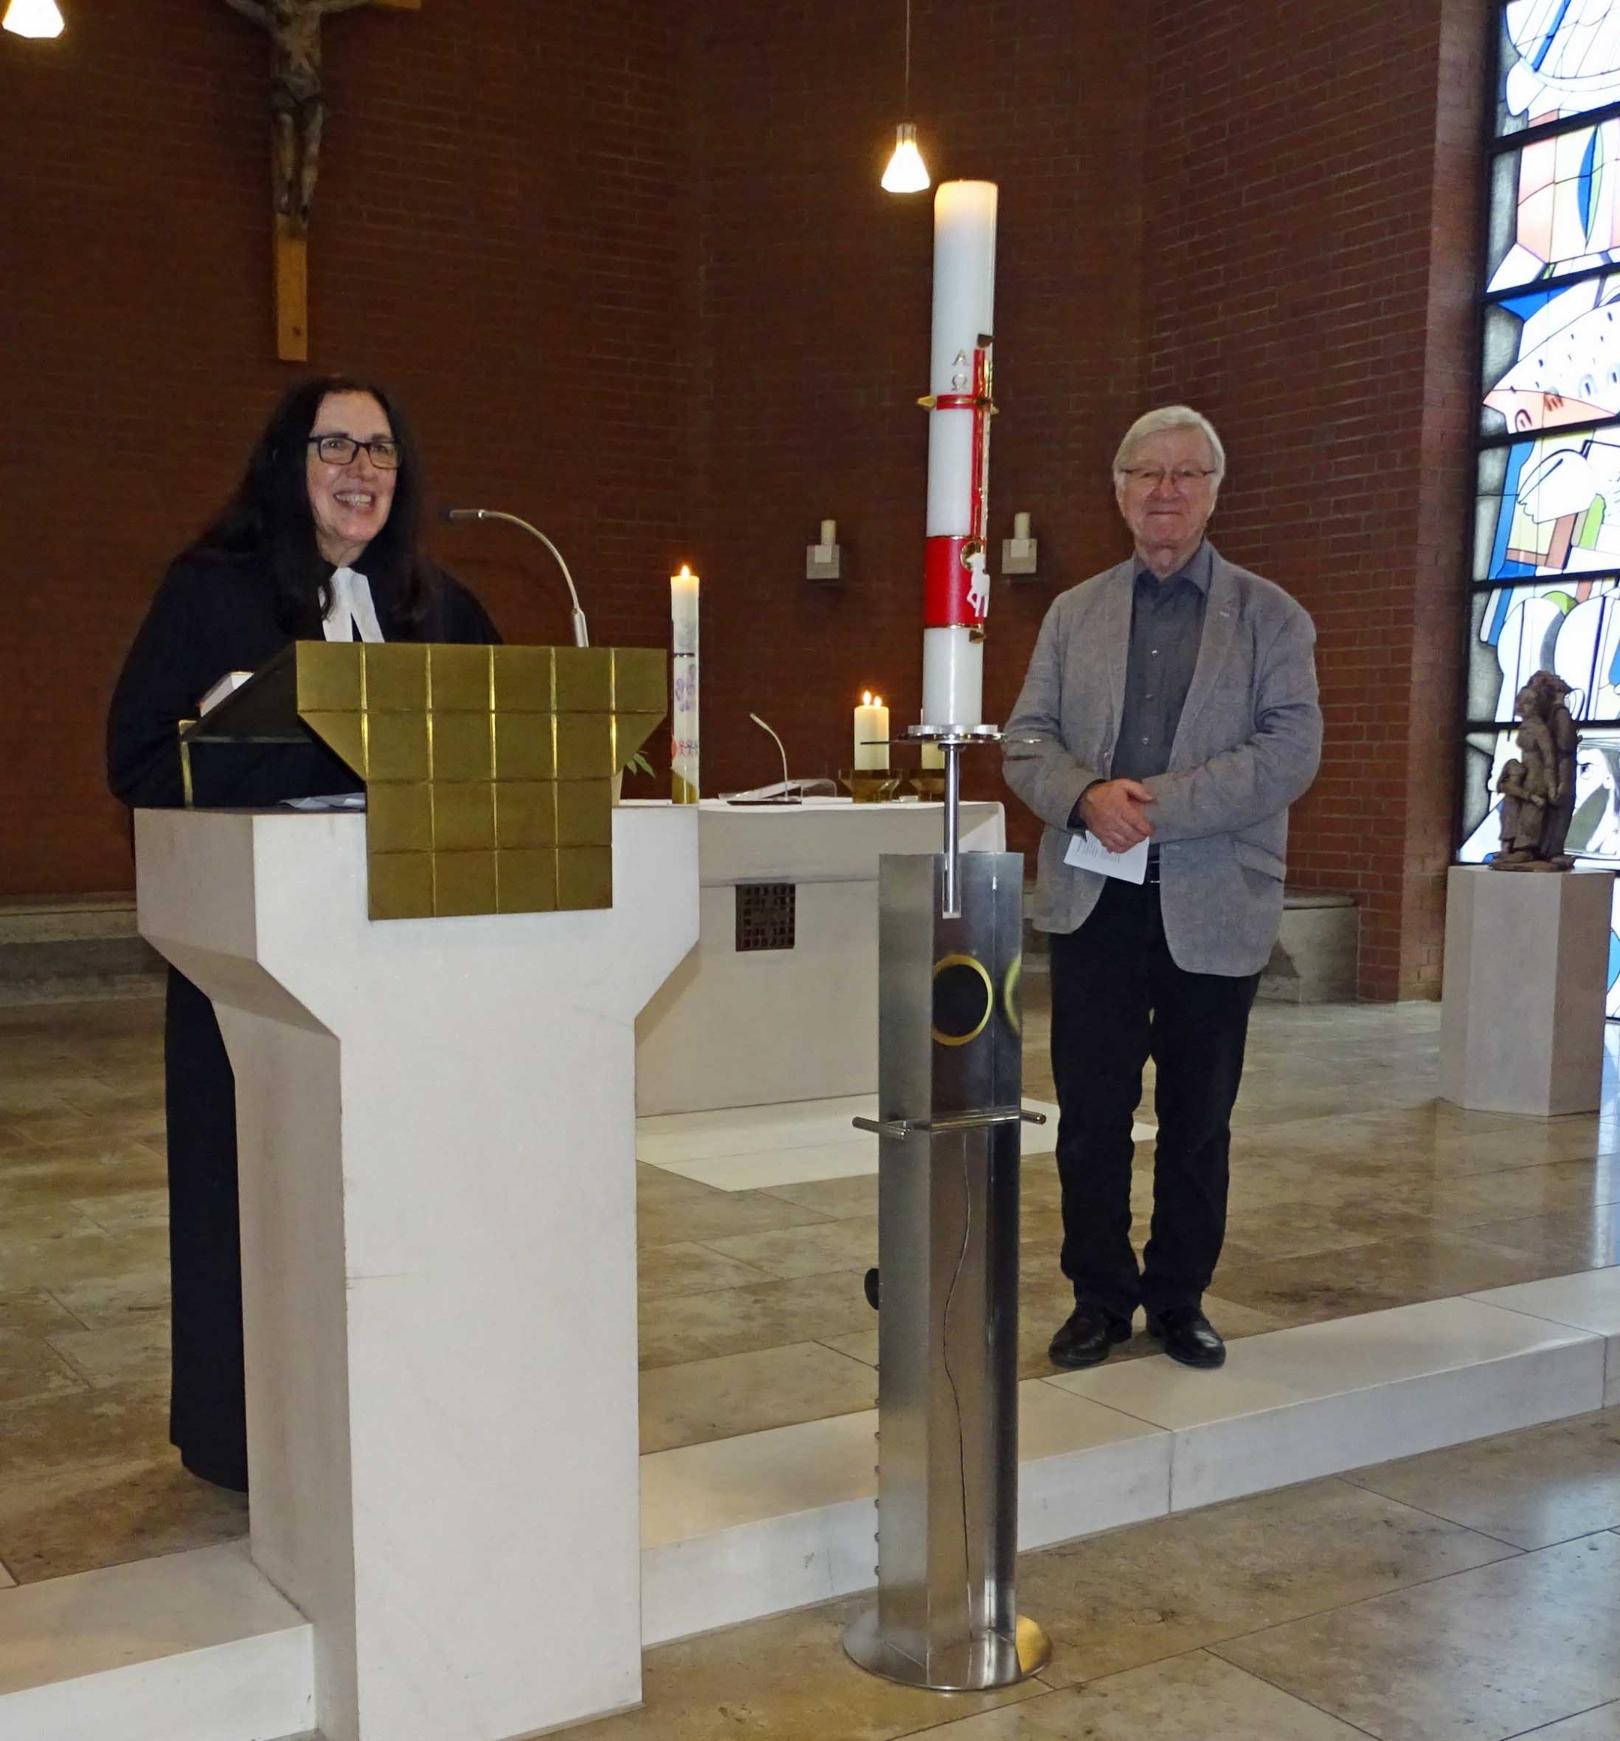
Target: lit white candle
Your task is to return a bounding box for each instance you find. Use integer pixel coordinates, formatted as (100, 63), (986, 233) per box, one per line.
(671, 565), (700, 804)
(854, 691), (889, 771)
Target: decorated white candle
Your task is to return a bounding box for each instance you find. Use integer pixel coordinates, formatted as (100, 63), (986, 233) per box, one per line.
(670, 564), (700, 804)
(921, 179), (998, 731)
(854, 691), (890, 771)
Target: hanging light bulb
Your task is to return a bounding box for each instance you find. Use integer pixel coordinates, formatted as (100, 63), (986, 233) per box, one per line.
(3, 0), (64, 37)
(880, 0), (930, 194)
(882, 122), (930, 194)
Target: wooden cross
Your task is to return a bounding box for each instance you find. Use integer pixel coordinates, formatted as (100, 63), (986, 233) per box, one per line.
(222, 0), (422, 362)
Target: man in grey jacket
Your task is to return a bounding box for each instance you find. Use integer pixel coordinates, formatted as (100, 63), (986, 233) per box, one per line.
(1004, 406), (1321, 1370)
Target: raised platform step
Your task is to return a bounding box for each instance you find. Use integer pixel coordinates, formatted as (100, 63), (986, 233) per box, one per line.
(9, 1273), (1614, 1740)
(0, 895), (163, 1006)
(640, 1273), (1616, 1643)
(0, 1541), (313, 1741)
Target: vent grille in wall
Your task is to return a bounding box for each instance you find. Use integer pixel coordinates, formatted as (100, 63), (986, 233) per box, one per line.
(736, 882), (796, 951)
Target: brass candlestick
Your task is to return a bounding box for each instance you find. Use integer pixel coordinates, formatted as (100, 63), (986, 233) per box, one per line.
(840, 769), (906, 804)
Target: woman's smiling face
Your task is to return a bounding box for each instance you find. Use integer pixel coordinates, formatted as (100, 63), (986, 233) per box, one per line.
(304, 390), (398, 567)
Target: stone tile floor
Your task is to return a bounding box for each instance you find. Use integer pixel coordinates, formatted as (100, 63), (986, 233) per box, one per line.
(575, 1402), (1620, 1739)
(1, 986), (1617, 1597)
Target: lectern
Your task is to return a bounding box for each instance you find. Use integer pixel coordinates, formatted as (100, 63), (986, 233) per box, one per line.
(135, 643), (697, 1741)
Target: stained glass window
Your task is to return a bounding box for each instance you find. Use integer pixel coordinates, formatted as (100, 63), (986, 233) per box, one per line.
(1496, 1), (1620, 136)
(1486, 123), (1620, 289)
(1470, 1), (1620, 1014)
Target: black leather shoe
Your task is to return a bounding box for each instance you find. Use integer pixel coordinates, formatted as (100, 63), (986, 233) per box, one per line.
(1048, 1305), (1132, 1369)
(1145, 1308), (1226, 1369)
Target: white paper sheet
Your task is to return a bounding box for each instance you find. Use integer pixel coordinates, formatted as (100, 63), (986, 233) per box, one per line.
(1063, 829), (1149, 884)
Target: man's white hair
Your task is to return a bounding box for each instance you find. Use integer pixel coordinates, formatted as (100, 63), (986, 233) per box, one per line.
(1112, 405), (1226, 482)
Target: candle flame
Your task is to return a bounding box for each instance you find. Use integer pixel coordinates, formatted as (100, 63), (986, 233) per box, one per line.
(874, 695), (883, 707)
(677, 564), (693, 579)
(862, 690), (872, 705)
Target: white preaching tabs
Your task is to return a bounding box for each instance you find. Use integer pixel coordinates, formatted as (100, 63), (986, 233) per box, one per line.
(322, 566), (385, 643)
(1064, 828), (1149, 884)
(198, 670), (253, 714)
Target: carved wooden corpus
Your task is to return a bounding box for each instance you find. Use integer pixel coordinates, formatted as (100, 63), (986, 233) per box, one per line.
(224, 0), (422, 362)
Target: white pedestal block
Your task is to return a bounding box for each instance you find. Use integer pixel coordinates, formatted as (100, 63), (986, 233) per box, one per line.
(634, 797), (1003, 1115)
(135, 806), (698, 1741)
(1440, 864), (1613, 1116)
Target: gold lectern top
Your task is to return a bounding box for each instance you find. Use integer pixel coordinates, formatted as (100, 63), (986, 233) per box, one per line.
(182, 642), (666, 921)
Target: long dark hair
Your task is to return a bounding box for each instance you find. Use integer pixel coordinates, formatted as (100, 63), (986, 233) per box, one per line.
(187, 375), (435, 635)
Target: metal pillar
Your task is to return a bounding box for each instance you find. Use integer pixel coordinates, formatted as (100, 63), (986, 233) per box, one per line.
(843, 739), (1049, 1690)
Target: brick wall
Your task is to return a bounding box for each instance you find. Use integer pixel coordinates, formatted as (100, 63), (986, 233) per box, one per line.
(0, 0), (694, 895)
(1, 0), (1487, 998)
(1138, 0), (1487, 996)
(683, 2), (1145, 818)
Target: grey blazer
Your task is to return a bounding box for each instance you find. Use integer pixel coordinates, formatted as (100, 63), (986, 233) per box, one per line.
(1003, 547), (1322, 976)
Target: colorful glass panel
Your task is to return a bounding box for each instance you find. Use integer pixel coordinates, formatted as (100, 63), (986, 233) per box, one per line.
(1473, 418), (1620, 578)
(1497, 0), (1620, 137)
(1469, 575), (1620, 721)
(1482, 274), (1620, 436)
(1487, 120), (1620, 289)
(1480, 5), (1620, 1019)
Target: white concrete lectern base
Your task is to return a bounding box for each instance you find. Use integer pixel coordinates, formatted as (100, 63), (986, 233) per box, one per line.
(1440, 863), (1613, 1116)
(135, 805), (697, 1741)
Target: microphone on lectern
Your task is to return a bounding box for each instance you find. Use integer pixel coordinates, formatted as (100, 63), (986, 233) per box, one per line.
(442, 508), (590, 649)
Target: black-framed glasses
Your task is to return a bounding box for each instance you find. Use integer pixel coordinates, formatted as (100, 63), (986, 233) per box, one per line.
(307, 435), (402, 470)
(1117, 465), (1218, 488)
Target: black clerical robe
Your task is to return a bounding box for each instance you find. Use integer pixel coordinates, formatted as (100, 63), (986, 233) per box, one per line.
(107, 550), (500, 1490)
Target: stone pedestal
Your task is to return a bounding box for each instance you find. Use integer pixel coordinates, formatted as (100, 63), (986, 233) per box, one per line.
(136, 805), (698, 1741)
(1440, 865), (1613, 1116)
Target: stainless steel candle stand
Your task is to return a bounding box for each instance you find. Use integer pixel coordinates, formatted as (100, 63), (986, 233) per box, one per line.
(842, 726), (1050, 1691)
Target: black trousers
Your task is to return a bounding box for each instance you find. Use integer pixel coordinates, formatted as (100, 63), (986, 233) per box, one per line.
(164, 969), (249, 1491)
(1049, 876), (1259, 1323)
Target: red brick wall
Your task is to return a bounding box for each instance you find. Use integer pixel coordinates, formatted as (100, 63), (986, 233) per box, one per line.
(688, 1), (1146, 816)
(1138, 0), (1487, 996)
(1, 0), (1487, 999)
(0, 0), (694, 896)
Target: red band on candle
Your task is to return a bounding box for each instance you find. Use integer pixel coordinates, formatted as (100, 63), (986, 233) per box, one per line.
(925, 535), (989, 627)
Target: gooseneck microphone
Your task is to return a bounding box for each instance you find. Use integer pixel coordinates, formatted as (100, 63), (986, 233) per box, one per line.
(443, 508), (589, 649)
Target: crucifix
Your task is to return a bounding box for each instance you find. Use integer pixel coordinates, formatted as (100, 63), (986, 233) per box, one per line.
(221, 0), (421, 361)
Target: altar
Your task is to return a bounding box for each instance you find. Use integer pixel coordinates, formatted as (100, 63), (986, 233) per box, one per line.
(632, 796), (1005, 1115)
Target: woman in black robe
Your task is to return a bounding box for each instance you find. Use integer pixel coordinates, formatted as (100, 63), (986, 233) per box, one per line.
(108, 375), (499, 1491)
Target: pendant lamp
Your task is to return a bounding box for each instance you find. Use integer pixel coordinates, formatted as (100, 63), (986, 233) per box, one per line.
(3, 0), (65, 37)
(880, 0), (929, 193)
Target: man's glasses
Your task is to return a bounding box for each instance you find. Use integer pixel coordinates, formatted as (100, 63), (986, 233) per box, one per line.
(308, 435), (401, 470)
(1118, 465), (1218, 489)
